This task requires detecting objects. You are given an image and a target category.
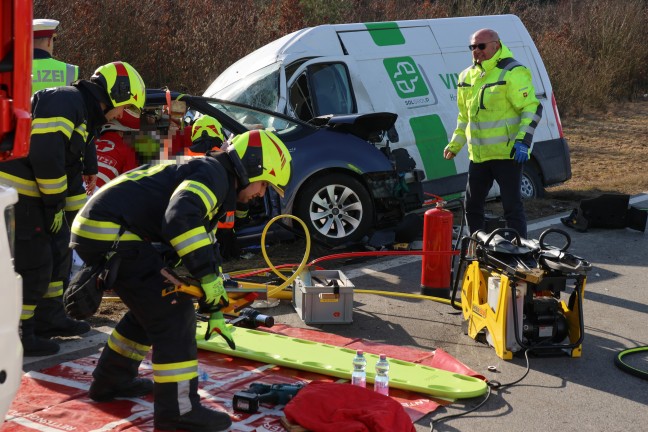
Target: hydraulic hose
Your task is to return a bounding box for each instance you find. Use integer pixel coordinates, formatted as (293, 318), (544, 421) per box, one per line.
(260, 214), (311, 298)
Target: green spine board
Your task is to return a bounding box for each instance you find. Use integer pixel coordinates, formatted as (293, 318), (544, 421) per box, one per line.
(196, 323), (487, 399)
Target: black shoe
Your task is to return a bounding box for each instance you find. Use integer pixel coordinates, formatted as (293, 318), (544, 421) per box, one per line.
(89, 378), (154, 402)
(155, 405), (232, 432)
(35, 318), (91, 338)
(22, 336), (60, 357)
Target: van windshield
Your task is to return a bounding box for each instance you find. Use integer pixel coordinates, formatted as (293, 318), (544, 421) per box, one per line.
(214, 63), (281, 112)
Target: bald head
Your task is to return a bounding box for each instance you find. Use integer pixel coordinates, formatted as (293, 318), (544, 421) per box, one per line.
(469, 28), (501, 64)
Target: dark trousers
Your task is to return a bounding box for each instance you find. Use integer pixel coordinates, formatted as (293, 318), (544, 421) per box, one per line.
(465, 159), (527, 238)
(75, 241), (200, 420)
(14, 200), (54, 317)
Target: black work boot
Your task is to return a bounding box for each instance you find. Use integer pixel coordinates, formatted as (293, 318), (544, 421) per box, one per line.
(154, 404), (232, 432)
(34, 297), (91, 338)
(21, 319), (60, 357)
(89, 378), (154, 402)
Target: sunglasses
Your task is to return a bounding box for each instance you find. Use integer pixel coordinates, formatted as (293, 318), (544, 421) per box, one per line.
(469, 41), (498, 51)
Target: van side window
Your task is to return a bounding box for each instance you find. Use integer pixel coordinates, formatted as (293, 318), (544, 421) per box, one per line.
(288, 63), (355, 121)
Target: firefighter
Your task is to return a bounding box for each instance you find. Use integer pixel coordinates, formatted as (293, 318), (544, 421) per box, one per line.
(69, 129), (292, 431)
(187, 115), (247, 260)
(0, 61), (146, 356)
(30, 19), (99, 343)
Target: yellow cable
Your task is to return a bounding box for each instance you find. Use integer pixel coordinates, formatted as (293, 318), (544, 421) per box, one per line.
(354, 289), (451, 305)
(260, 214), (311, 298)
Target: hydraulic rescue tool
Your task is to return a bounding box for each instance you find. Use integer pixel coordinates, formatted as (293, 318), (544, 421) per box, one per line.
(233, 383), (304, 414)
(160, 267), (274, 349)
(452, 228), (591, 360)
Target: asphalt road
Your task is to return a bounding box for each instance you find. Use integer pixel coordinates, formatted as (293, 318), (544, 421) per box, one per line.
(23, 194), (648, 432)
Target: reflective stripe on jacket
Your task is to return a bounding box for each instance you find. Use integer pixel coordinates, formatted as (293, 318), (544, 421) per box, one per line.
(447, 43), (542, 163)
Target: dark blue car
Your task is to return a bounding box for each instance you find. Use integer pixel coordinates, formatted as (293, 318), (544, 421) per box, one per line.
(143, 90), (424, 246)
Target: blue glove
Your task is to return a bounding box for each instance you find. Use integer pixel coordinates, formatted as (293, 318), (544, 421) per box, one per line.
(510, 141), (530, 163)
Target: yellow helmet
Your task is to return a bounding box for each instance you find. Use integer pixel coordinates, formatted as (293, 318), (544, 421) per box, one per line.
(191, 115), (225, 144)
(229, 130), (292, 197)
(92, 61), (146, 110)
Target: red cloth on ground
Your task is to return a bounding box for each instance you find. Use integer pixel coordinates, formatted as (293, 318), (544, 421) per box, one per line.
(284, 381), (416, 432)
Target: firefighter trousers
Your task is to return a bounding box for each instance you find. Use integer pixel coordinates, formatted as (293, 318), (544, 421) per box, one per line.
(74, 241), (201, 420)
(14, 199), (55, 325)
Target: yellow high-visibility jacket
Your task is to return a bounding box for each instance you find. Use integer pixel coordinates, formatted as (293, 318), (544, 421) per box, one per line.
(447, 43), (542, 163)
(32, 49), (79, 94)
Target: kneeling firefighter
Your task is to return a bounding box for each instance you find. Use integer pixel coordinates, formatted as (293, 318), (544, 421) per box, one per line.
(70, 129), (292, 431)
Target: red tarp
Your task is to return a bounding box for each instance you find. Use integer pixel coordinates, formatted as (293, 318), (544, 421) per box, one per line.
(2, 326), (483, 431)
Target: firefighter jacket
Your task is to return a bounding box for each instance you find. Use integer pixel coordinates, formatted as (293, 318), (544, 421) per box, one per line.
(32, 48), (79, 94)
(0, 83), (105, 212)
(70, 152), (238, 278)
(95, 131), (139, 188)
(447, 43), (543, 163)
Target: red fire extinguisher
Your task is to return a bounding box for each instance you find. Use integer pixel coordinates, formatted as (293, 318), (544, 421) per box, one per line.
(420, 199), (454, 298)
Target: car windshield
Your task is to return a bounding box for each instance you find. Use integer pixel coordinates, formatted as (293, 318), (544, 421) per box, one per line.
(207, 101), (300, 134)
(213, 63), (281, 111)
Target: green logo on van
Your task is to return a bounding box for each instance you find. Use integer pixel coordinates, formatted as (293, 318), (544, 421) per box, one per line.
(383, 57), (429, 99)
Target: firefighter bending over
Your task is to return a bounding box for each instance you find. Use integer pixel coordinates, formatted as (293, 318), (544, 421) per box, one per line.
(70, 129), (292, 431)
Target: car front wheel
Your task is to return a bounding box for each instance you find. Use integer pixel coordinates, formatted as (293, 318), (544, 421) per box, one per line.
(295, 174), (374, 246)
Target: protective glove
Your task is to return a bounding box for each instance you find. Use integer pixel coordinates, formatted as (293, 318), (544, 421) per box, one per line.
(205, 311), (236, 349)
(45, 208), (65, 234)
(510, 141), (530, 163)
(200, 273), (229, 309)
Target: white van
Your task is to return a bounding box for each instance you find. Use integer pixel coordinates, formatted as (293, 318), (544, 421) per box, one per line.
(205, 14), (571, 200)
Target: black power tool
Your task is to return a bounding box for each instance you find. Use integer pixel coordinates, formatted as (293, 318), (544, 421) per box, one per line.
(233, 382), (304, 413)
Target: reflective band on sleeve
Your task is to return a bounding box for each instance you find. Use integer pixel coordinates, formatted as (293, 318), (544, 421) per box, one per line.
(21, 304), (36, 320)
(65, 192), (87, 211)
(107, 329), (151, 361)
(173, 180), (217, 215)
(170, 227), (211, 257)
(152, 360), (199, 383)
(36, 174), (67, 195)
(72, 215), (141, 241)
(0, 172), (40, 197)
(31, 116), (74, 138)
(43, 280), (64, 298)
(73, 123), (88, 142)
(217, 211), (235, 229)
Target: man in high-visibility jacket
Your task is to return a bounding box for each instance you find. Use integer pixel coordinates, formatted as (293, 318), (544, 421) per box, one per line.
(0, 61), (146, 356)
(32, 19), (79, 93)
(70, 129), (292, 432)
(443, 28), (542, 238)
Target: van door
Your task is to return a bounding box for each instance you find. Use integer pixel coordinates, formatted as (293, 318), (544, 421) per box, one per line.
(336, 23), (461, 188)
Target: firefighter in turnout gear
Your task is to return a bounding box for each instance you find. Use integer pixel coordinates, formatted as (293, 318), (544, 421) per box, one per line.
(31, 19), (96, 343)
(0, 61), (145, 356)
(443, 29), (542, 238)
(70, 129), (292, 431)
(188, 115), (247, 260)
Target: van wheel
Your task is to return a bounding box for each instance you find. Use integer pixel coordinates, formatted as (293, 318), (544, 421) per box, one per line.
(521, 164), (544, 199)
(295, 174), (374, 246)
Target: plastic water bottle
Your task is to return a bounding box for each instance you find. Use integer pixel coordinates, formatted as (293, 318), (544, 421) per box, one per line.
(351, 349), (367, 388)
(374, 354), (390, 396)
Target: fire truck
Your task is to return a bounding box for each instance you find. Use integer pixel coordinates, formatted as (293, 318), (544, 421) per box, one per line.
(0, 0), (33, 420)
